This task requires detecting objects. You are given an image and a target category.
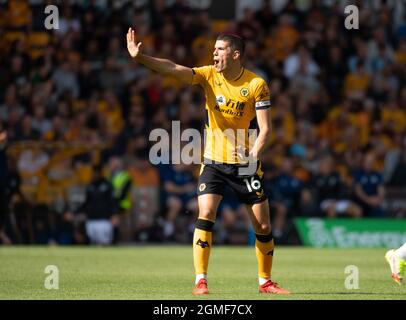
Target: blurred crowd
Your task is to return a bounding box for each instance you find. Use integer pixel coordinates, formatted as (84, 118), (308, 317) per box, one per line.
(1, 0), (406, 246)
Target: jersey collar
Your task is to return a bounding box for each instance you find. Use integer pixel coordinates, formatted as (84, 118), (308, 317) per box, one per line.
(233, 67), (245, 82)
(222, 67), (245, 82)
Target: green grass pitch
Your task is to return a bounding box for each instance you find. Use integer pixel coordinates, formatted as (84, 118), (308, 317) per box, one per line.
(0, 246), (405, 300)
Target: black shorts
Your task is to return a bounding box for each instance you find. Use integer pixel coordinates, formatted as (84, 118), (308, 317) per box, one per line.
(197, 159), (268, 205)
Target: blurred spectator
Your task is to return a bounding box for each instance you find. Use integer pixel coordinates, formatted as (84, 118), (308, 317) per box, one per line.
(266, 14), (300, 63)
(267, 158), (303, 241)
(344, 60), (371, 99)
(0, 1), (405, 245)
(6, 0), (32, 31)
(79, 164), (119, 245)
(237, 7), (261, 41)
(388, 149), (406, 187)
(97, 90), (124, 139)
(283, 43), (320, 79)
(0, 84), (26, 122)
(31, 105), (52, 137)
(55, 5), (81, 38)
(128, 153), (161, 242)
(99, 58), (125, 97)
(15, 115), (41, 141)
(106, 156), (132, 243)
(305, 155), (362, 218)
(17, 147), (49, 203)
(52, 60), (79, 99)
(255, 0), (276, 32)
(53, 211), (76, 245)
(0, 126), (12, 244)
(324, 45), (348, 103)
(107, 156), (132, 213)
(160, 163), (198, 240)
(216, 187), (250, 244)
(3, 152), (29, 244)
(353, 153), (386, 217)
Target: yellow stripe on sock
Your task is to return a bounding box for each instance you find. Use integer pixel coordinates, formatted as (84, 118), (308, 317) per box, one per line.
(255, 238), (274, 279)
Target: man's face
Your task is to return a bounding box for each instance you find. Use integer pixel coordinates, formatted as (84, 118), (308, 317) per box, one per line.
(213, 40), (235, 72)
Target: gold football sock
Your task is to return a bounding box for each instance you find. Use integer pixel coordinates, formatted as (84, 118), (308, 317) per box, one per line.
(193, 218), (214, 275)
(255, 233), (274, 279)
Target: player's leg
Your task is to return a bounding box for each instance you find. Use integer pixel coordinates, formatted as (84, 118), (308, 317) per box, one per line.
(245, 200), (273, 282)
(245, 200), (290, 294)
(192, 193), (222, 294)
(386, 242), (406, 284)
(228, 161), (290, 293)
(395, 242), (406, 260)
(193, 164), (225, 294)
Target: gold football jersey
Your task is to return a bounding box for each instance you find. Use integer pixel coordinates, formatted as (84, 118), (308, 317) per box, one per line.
(191, 65), (271, 164)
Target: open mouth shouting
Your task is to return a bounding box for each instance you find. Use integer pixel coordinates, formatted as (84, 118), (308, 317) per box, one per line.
(213, 57), (222, 71)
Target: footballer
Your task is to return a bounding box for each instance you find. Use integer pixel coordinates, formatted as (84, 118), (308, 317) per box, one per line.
(386, 242), (406, 285)
(126, 27), (290, 294)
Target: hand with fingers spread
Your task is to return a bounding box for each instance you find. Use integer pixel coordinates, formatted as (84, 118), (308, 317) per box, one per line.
(126, 27), (142, 58)
(124, 27), (193, 82)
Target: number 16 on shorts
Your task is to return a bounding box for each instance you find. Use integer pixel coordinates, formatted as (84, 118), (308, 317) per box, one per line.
(243, 176), (261, 192)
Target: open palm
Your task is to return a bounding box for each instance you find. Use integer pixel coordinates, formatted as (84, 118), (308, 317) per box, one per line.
(126, 27), (142, 58)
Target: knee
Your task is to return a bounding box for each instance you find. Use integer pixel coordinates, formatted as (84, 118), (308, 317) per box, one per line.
(198, 209), (216, 221)
(255, 223), (271, 235)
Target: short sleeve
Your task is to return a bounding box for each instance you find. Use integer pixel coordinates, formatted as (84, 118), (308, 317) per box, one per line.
(191, 66), (213, 85)
(253, 79), (271, 110)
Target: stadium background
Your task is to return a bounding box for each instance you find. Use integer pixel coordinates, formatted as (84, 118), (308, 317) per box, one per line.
(1, 0), (406, 247)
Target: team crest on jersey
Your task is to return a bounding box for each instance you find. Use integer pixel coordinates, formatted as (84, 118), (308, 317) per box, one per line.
(216, 95), (226, 106)
(240, 88), (249, 97)
(199, 183), (206, 192)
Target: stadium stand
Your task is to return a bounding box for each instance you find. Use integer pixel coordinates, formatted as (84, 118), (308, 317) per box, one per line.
(0, 0), (405, 245)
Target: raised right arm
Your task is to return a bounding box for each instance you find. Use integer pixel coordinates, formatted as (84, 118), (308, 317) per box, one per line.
(126, 27), (193, 84)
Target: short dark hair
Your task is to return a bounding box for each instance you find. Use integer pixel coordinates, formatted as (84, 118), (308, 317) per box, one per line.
(216, 34), (245, 57)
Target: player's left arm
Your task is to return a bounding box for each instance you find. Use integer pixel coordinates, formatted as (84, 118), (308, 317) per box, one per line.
(250, 108), (272, 160)
(249, 79), (272, 160)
